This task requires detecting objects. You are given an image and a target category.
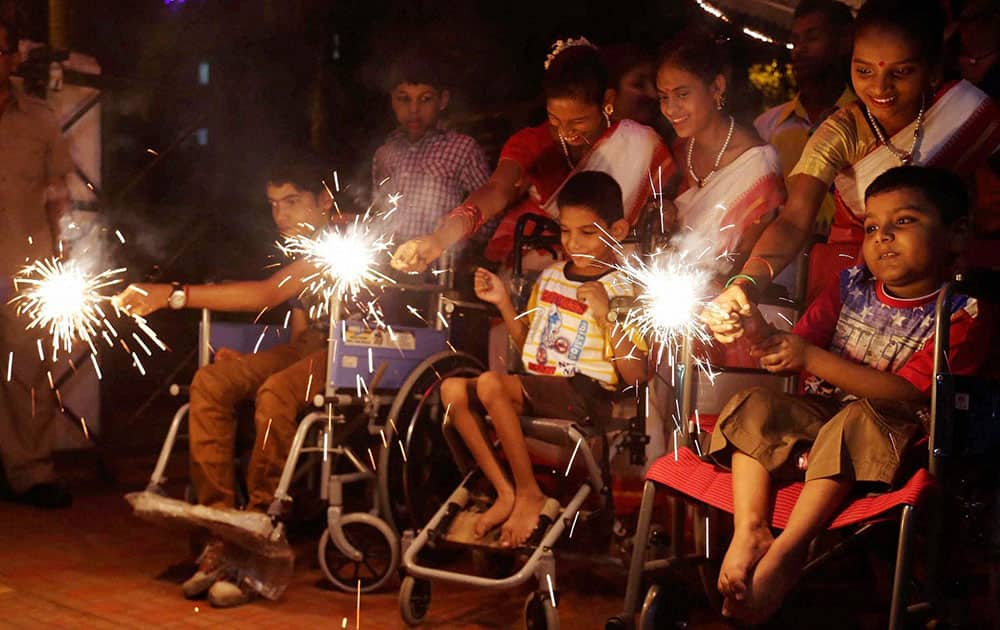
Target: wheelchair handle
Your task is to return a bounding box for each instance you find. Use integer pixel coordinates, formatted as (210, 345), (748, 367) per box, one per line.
(512, 213), (561, 279)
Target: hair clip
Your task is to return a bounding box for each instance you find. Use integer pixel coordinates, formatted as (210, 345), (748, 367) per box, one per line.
(544, 36), (598, 70)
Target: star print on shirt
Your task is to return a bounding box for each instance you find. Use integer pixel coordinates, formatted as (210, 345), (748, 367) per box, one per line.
(891, 312), (908, 327)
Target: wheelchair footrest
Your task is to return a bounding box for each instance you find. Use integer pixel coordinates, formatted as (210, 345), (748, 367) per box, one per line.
(442, 497), (562, 550)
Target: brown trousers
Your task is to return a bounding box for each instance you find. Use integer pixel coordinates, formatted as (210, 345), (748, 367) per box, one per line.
(0, 298), (59, 493)
(188, 328), (326, 511)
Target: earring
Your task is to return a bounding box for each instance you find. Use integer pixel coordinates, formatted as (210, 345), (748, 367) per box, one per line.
(716, 93), (726, 111)
(603, 103), (613, 127)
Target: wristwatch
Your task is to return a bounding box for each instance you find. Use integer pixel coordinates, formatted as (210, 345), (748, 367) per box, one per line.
(167, 283), (188, 310)
(607, 295), (635, 324)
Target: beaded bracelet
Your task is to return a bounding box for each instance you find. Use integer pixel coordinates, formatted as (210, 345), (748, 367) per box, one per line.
(446, 203), (484, 238)
(744, 256), (775, 282)
(724, 273), (758, 289)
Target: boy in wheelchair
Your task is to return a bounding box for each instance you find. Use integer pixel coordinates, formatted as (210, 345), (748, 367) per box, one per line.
(115, 159), (339, 607)
(440, 170), (648, 549)
(703, 166), (995, 623)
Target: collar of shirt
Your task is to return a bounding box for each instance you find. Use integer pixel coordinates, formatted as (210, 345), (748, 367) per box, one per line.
(776, 87), (856, 128)
(386, 124), (446, 148)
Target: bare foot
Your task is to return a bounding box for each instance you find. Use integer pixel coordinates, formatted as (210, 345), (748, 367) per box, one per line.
(740, 541), (809, 624)
(475, 491), (514, 538)
(499, 492), (548, 548)
(718, 524), (774, 604)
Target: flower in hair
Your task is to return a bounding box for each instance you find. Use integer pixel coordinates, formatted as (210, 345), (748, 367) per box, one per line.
(544, 36), (598, 70)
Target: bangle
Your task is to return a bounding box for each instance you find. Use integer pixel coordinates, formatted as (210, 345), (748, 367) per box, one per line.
(446, 203), (484, 238)
(745, 256), (775, 282)
(725, 273), (758, 289)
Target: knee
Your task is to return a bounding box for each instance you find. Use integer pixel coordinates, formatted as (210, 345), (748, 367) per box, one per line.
(190, 364), (235, 405)
(440, 377), (469, 406)
(829, 400), (879, 436)
(475, 371), (504, 405)
(255, 373), (299, 413)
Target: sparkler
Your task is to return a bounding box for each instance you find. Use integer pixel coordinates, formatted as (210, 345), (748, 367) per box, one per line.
(612, 248), (715, 361)
(279, 214), (394, 310)
(11, 258), (128, 360)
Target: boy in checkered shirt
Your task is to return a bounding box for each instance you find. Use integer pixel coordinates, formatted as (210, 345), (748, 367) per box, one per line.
(372, 55), (490, 243)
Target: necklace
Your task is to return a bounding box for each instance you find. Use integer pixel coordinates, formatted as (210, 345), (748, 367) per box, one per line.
(863, 99), (924, 165)
(558, 134), (575, 169)
(687, 115), (735, 188)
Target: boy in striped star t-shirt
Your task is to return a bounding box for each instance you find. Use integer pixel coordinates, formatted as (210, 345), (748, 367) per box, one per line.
(440, 171), (648, 549)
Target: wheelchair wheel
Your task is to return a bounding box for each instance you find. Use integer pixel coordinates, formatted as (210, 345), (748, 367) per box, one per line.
(317, 514), (399, 593)
(378, 350), (484, 532)
(399, 575), (431, 626)
(524, 591), (560, 629)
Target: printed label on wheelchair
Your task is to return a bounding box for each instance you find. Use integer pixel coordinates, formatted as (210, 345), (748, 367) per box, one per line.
(329, 323), (447, 391)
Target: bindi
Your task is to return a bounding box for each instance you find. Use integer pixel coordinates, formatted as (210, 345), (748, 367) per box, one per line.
(878, 61), (886, 67)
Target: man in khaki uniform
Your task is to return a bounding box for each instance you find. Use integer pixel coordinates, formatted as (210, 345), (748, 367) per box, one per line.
(0, 18), (74, 508)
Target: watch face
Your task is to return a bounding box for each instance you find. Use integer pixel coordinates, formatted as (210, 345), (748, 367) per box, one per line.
(168, 289), (185, 309)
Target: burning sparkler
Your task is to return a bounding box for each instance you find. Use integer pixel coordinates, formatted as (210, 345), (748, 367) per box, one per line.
(278, 214), (395, 313)
(11, 257), (125, 360)
(10, 256), (166, 370)
(611, 248), (716, 359)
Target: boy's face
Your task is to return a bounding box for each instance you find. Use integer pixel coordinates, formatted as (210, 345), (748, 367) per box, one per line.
(862, 188), (960, 298)
(267, 182), (332, 238)
(391, 83), (448, 142)
(559, 204), (628, 274)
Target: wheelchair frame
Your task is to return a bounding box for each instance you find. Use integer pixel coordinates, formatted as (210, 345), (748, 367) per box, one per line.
(608, 270), (1000, 629)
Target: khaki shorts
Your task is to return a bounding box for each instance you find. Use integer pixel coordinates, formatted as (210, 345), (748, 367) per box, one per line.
(707, 387), (927, 486)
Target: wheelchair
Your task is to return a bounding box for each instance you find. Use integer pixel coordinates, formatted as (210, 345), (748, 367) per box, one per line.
(395, 213), (655, 629)
(606, 267), (1000, 629)
(143, 251), (486, 594)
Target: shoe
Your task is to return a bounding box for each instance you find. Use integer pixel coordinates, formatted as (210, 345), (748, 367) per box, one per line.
(181, 540), (226, 599)
(208, 578), (257, 608)
(11, 482), (72, 509)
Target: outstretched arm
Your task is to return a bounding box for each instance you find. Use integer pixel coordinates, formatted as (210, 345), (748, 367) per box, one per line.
(114, 257), (317, 316)
(391, 159), (526, 272)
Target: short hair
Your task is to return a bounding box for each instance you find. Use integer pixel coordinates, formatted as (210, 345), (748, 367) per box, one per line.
(854, 0), (944, 65)
(265, 158), (330, 197)
(543, 44), (609, 106)
(386, 53), (444, 91)
(794, 0), (854, 30)
(657, 29), (728, 88)
(0, 17), (18, 52)
(557, 170), (624, 225)
(865, 166), (970, 225)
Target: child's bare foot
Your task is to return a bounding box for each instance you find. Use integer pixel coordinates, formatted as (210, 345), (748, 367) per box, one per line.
(718, 523), (773, 604)
(475, 491), (514, 538)
(499, 492), (548, 548)
(741, 541), (809, 624)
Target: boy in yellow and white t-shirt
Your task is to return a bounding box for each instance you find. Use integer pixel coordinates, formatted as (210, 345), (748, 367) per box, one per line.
(440, 171), (648, 549)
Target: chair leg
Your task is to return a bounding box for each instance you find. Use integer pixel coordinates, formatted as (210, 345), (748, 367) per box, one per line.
(888, 504), (915, 630)
(621, 480), (658, 621)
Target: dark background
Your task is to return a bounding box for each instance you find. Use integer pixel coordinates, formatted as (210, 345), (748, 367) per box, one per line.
(9, 0), (793, 452)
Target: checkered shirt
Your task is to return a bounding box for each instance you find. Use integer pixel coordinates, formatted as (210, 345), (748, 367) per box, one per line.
(372, 127), (490, 241)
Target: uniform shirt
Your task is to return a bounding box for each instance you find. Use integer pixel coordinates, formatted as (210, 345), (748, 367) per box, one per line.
(0, 83), (74, 276)
(372, 127), (490, 241)
(521, 261), (645, 387)
(792, 265), (992, 400)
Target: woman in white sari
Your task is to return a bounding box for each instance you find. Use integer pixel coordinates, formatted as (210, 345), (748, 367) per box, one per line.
(656, 34), (786, 273)
(391, 38), (675, 272)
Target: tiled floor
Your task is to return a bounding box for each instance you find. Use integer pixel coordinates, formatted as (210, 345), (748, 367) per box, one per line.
(0, 453), (648, 629)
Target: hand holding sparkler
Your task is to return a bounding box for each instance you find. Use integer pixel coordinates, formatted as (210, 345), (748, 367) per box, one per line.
(577, 281), (610, 324)
(390, 236), (443, 273)
(700, 283), (755, 343)
(473, 267), (510, 307)
(113, 283), (169, 317)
